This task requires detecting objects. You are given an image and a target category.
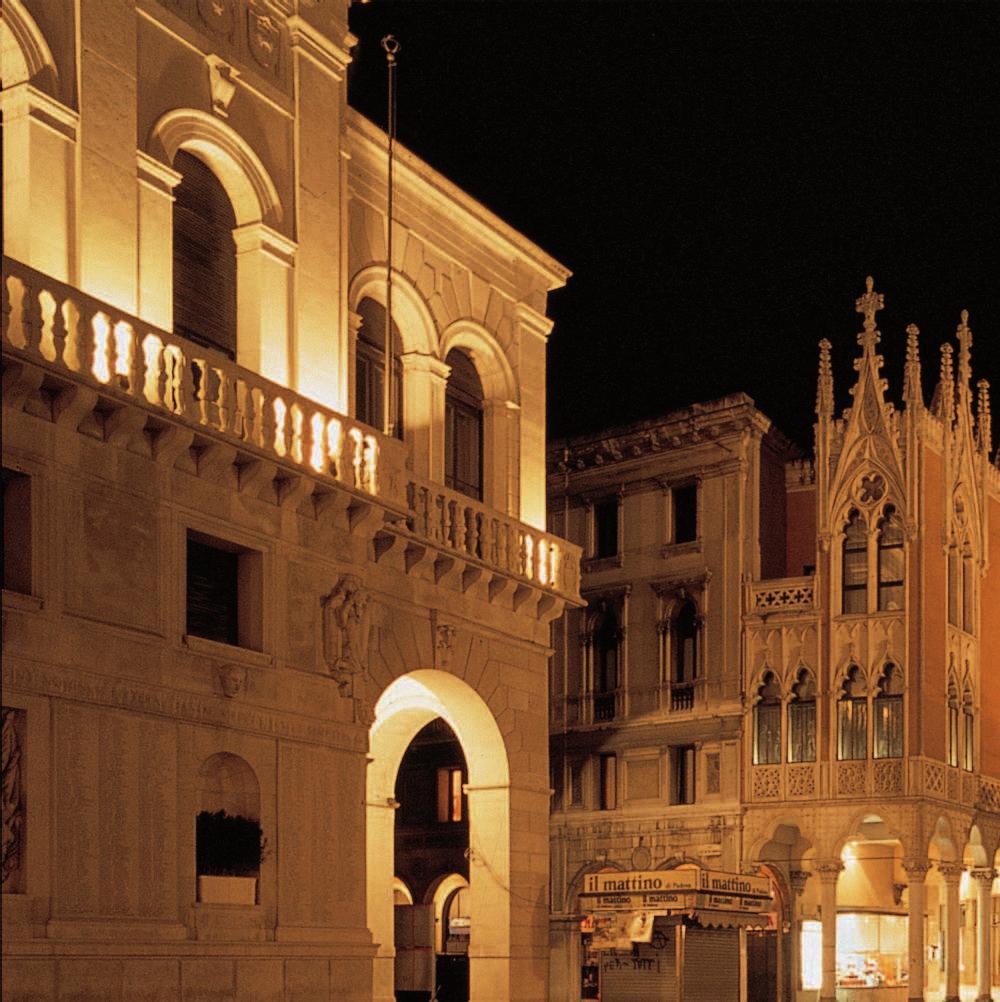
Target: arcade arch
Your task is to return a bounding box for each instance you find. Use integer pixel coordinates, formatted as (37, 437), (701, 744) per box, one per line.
(367, 670), (511, 1002)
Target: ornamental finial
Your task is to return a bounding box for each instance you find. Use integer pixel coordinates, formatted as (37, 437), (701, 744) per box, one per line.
(816, 338), (834, 417)
(937, 342), (955, 423)
(855, 276), (884, 333)
(904, 323), (922, 408)
(957, 309), (972, 385)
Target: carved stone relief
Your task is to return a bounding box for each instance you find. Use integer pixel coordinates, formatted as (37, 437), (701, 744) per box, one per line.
(2, 708), (26, 892)
(322, 575), (371, 690)
(217, 663), (248, 698)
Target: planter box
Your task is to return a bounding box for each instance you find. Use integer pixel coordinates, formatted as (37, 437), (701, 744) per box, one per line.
(197, 875), (257, 906)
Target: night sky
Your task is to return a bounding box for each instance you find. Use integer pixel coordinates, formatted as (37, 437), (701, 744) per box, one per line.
(347, 2), (1000, 450)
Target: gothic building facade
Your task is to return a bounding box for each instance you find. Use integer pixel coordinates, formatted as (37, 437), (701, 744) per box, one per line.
(547, 281), (999, 1002)
(0, 3), (580, 1001)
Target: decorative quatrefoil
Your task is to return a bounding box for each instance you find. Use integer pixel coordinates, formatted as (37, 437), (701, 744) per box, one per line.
(857, 473), (886, 505)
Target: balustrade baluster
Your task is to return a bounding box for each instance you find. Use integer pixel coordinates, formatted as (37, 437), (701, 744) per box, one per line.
(1, 275), (18, 347)
(451, 500), (466, 550)
(468, 510), (481, 559)
(420, 487), (431, 536)
(51, 295), (69, 368)
(22, 281), (43, 356)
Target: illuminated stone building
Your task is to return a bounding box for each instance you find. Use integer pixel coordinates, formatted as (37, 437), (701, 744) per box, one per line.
(0, 3), (580, 1001)
(547, 281), (1000, 1002)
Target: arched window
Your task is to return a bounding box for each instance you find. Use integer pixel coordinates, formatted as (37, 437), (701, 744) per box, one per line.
(173, 150), (237, 358)
(753, 671), (782, 765)
(444, 348), (484, 501)
(876, 506), (904, 611)
(873, 663), (903, 758)
(842, 510), (867, 614)
(673, 599), (699, 685)
(837, 665), (867, 760)
(963, 682), (974, 772)
(947, 676), (960, 768)
(947, 547), (961, 627)
(355, 297), (403, 438)
(962, 550), (976, 633)
(788, 668), (817, 763)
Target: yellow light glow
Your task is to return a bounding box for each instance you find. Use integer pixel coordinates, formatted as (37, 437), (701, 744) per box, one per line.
(91, 312), (111, 383)
(290, 404), (304, 464)
(801, 919), (822, 990)
(310, 413), (326, 472)
(272, 397), (287, 456)
(327, 418), (343, 477)
(142, 334), (162, 404)
(113, 321), (133, 382)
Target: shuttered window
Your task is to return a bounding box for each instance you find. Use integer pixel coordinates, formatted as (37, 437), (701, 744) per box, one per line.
(187, 536), (239, 645)
(173, 150), (237, 359)
(444, 349), (484, 501)
(355, 297), (403, 437)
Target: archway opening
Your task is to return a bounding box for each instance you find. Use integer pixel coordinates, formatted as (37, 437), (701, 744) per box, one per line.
(368, 670), (510, 1002)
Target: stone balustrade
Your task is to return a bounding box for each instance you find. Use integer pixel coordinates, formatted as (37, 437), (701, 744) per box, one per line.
(2, 256), (581, 601)
(750, 575), (816, 614)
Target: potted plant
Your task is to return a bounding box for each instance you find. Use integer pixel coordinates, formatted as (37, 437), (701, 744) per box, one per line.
(196, 809), (267, 905)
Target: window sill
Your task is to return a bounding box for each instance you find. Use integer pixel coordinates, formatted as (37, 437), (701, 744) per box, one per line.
(2, 589), (43, 613)
(660, 540), (701, 559)
(582, 554), (623, 573)
(182, 634), (273, 668)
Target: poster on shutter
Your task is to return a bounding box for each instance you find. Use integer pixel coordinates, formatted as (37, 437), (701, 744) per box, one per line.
(590, 911), (666, 950)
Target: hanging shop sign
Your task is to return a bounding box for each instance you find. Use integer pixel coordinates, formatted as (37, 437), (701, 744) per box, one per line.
(580, 868), (770, 914)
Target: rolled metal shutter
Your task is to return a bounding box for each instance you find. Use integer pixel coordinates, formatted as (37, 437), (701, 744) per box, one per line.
(682, 926), (740, 1002)
(599, 925), (678, 1002)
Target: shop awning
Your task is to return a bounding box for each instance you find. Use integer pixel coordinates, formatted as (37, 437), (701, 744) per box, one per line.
(686, 909), (771, 930)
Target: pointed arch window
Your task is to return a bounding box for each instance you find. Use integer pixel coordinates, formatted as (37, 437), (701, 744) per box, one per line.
(788, 668), (817, 763)
(444, 348), (484, 501)
(837, 666), (867, 760)
(842, 510), (867, 614)
(946, 677), (960, 768)
(873, 663), (903, 759)
(753, 672), (782, 765)
(963, 683), (974, 772)
(173, 150), (238, 359)
(876, 507), (904, 611)
(948, 547), (961, 627)
(962, 551), (976, 634)
(355, 297), (404, 438)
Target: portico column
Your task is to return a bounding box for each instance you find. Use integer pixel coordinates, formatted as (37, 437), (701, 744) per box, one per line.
(938, 862), (964, 1002)
(904, 859), (931, 1002)
(815, 860), (843, 1002)
(971, 868), (995, 1002)
(789, 869), (811, 1001)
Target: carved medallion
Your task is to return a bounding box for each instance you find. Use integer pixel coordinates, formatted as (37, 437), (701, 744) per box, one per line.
(198, 0), (235, 37)
(248, 3), (280, 72)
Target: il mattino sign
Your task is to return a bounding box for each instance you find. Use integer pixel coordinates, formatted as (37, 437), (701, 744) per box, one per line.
(580, 868), (770, 912)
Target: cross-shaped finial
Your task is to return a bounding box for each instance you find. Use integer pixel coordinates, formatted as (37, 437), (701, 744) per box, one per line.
(855, 276), (884, 331)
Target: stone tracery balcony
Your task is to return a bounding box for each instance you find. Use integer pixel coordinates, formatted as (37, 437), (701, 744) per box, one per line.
(2, 257), (580, 605)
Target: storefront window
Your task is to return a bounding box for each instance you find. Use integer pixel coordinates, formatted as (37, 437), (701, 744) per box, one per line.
(836, 912), (908, 988)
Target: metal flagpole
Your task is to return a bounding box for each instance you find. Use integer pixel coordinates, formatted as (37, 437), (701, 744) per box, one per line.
(382, 34), (400, 438)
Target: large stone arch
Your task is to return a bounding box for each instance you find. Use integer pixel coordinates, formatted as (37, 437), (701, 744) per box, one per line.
(439, 320), (518, 407)
(367, 669), (512, 1002)
(349, 265), (439, 357)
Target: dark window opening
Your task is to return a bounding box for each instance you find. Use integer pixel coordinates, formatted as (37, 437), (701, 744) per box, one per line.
(837, 666), (868, 760)
(842, 510), (867, 615)
(947, 683), (960, 768)
(593, 497), (619, 558)
(444, 349), (483, 500)
(355, 297), (404, 438)
(873, 663), (903, 758)
(672, 599), (699, 684)
(172, 150), (237, 359)
(963, 694), (974, 772)
(673, 483), (697, 544)
(788, 670), (817, 763)
(186, 532), (262, 650)
(753, 672), (782, 765)
(876, 507), (904, 611)
(671, 745), (696, 805)
(599, 754), (617, 810)
(2, 468), (31, 594)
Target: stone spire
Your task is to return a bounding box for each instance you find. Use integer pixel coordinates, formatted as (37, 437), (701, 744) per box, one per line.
(855, 275), (884, 351)
(903, 323), (923, 408)
(816, 338), (834, 417)
(978, 379), (993, 456)
(936, 342), (955, 423)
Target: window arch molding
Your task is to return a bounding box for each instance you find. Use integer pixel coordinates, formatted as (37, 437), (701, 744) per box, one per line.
(652, 577), (708, 712)
(0, 0), (59, 94)
(149, 109), (282, 227)
(581, 589), (629, 723)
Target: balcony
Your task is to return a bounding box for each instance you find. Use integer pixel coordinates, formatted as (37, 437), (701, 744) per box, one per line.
(2, 257), (581, 604)
(748, 575), (817, 616)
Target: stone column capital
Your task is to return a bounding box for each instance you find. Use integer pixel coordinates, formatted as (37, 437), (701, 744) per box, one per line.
(902, 858), (932, 880)
(937, 861), (966, 882)
(970, 867), (996, 886)
(789, 869), (811, 895)
(813, 860), (844, 883)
